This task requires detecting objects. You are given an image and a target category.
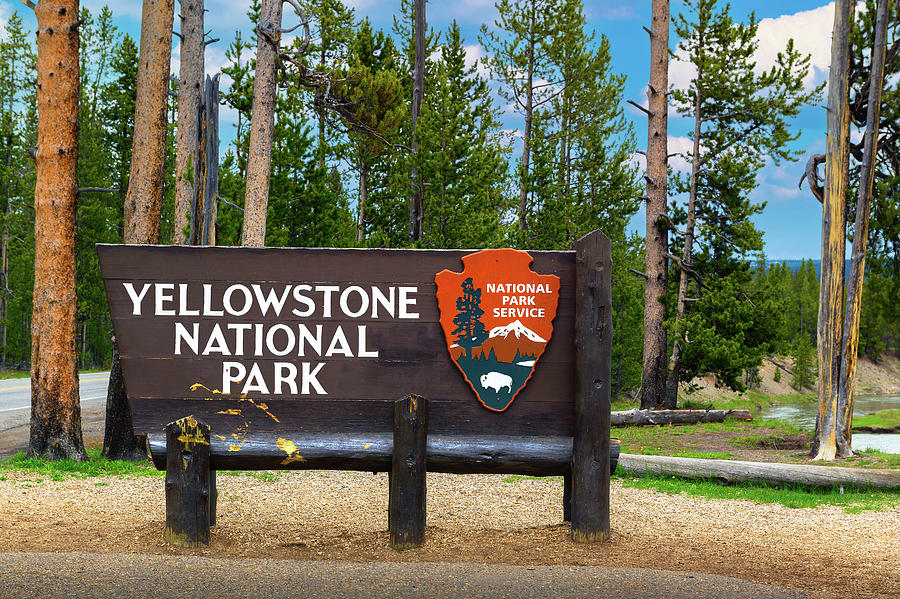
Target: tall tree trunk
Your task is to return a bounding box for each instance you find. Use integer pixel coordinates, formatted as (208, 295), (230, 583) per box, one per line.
(124, 0), (174, 245)
(640, 0), (669, 409)
(30, 0), (86, 461)
(357, 158), (368, 242)
(242, 0), (283, 247)
(517, 8), (536, 235)
(173, 0), (205, 245)
(812, 0), (854, 461)
(409, 0), (425, 244)
(836, 0), (889, 453)
(105, 0), (174, 461)
(664, 64), (702, 410)
(199, 74), (219, 246)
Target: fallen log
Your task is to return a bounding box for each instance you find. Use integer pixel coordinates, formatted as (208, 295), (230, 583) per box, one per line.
(611, 409), (752, 426)
(617, 453), (900, 489)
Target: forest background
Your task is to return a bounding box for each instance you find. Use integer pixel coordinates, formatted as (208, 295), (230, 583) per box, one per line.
(0, 0), (897, 403)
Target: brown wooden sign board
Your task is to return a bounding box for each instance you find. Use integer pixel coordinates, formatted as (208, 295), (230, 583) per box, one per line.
(99, 231), (613, 545)
(99, 244), (579, 441)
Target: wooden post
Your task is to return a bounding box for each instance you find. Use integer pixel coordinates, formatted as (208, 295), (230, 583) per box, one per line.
(164, 415), (211, 547)
(571, 230), (612, 543)
(563, 471), (572, 522)
(389, 394), (427, 550)
(209, 469), (217, 526)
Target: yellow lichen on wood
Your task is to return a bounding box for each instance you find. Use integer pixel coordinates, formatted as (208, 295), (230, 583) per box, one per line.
(276, 437), (305, 465)
(217, 409), (242, 416)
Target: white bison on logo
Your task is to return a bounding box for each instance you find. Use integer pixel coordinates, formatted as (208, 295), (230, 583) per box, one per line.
(480, 371), (513, 393)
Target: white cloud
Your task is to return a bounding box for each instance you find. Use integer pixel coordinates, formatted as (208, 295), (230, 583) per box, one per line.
(754, 3), (837, 92)
(669, 2), (842, 95)
(464, 44), (491, 80)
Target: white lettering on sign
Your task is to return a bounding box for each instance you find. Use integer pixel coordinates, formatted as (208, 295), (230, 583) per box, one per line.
(130, 281), (420, 396)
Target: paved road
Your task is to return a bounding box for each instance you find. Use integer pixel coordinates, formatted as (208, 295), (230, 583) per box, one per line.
(0, 553), (807, 599)
(0, 371), (109, 431)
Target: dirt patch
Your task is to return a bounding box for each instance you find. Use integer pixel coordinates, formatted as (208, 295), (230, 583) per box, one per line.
(668, 354), (900, 404)
(0, 470), (897, 599)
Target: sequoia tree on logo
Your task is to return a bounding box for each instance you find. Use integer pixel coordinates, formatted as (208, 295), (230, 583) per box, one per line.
(435, 249), (560, 412)
(451, 278), (487, 359)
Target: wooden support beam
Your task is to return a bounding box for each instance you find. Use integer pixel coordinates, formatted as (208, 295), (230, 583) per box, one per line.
(209, 470), (217, 526)
(563, 472), (572, 522)
(389, 395), (428, 550)
(571, 230), (612, 543)
(164, 416), (211, 548)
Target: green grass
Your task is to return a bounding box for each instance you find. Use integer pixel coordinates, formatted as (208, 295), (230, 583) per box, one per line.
(615, 469), (900, 512)
(0, 449), (161, 479)
(853, 410), (900, 429)
(671, 450), (734, 460)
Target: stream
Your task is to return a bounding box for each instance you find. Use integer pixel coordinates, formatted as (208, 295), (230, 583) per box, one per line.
(759, 395), (900, 454)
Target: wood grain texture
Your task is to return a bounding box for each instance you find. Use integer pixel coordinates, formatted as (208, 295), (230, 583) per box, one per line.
(98, 245), (577, 440)
(389, 395), (427, 550)
(147, 432), (621, 475)
(571, 231), (612, 543)
(814, 0), (854, 461)
(836, 0), (889, 454)
(164, 416), (210, 547)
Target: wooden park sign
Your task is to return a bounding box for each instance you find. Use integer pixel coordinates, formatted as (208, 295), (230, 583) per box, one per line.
(98, 230), (616, 548)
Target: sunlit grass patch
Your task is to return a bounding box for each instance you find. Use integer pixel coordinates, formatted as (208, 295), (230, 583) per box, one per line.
(614, 469), (900, 512)
(0, 448), (161, 478)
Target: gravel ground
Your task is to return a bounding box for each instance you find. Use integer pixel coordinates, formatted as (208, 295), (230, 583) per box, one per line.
(0, 470), (897, 598)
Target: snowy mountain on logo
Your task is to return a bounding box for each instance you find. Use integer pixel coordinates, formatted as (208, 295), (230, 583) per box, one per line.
(472, 320), (547, 363)
(488, 320), (546, 343)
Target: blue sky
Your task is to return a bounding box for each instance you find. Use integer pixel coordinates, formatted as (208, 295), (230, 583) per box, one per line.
(1, 0), (844, 259)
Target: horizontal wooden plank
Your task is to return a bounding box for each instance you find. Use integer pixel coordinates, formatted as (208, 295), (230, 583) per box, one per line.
(101, 280), (576, 324)
(146, 431), (620, 476)
(119, 353), (574, 405)
(132, 397), (576, 439)
(98, 245), (575, 283)
(109, 311), (576, 363)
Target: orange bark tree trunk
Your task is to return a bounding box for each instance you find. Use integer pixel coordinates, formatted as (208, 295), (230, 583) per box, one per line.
(242, 0), (284, 247)
(104, 0), (174, 461)
(30, 0), (86, 461)
(813, 0), (854, 461)
(640, 0), (669, 409)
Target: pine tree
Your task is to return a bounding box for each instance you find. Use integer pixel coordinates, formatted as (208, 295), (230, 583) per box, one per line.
(452, 278), (487, 359)
(0, 11), (37, 367)
(664, 0), (822, 407)
(791, 334), (816, 392)
(413, 21), (508, 249)
(480, 0), (559, 235)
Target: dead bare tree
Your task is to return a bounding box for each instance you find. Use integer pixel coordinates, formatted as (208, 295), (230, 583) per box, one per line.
(835, 0), (890, 456)
(640, 0), (670, 409)
(813, 0), (855, 461)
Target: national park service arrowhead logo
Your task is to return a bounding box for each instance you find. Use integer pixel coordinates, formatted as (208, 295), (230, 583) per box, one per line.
(435, 249), (560, 412)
